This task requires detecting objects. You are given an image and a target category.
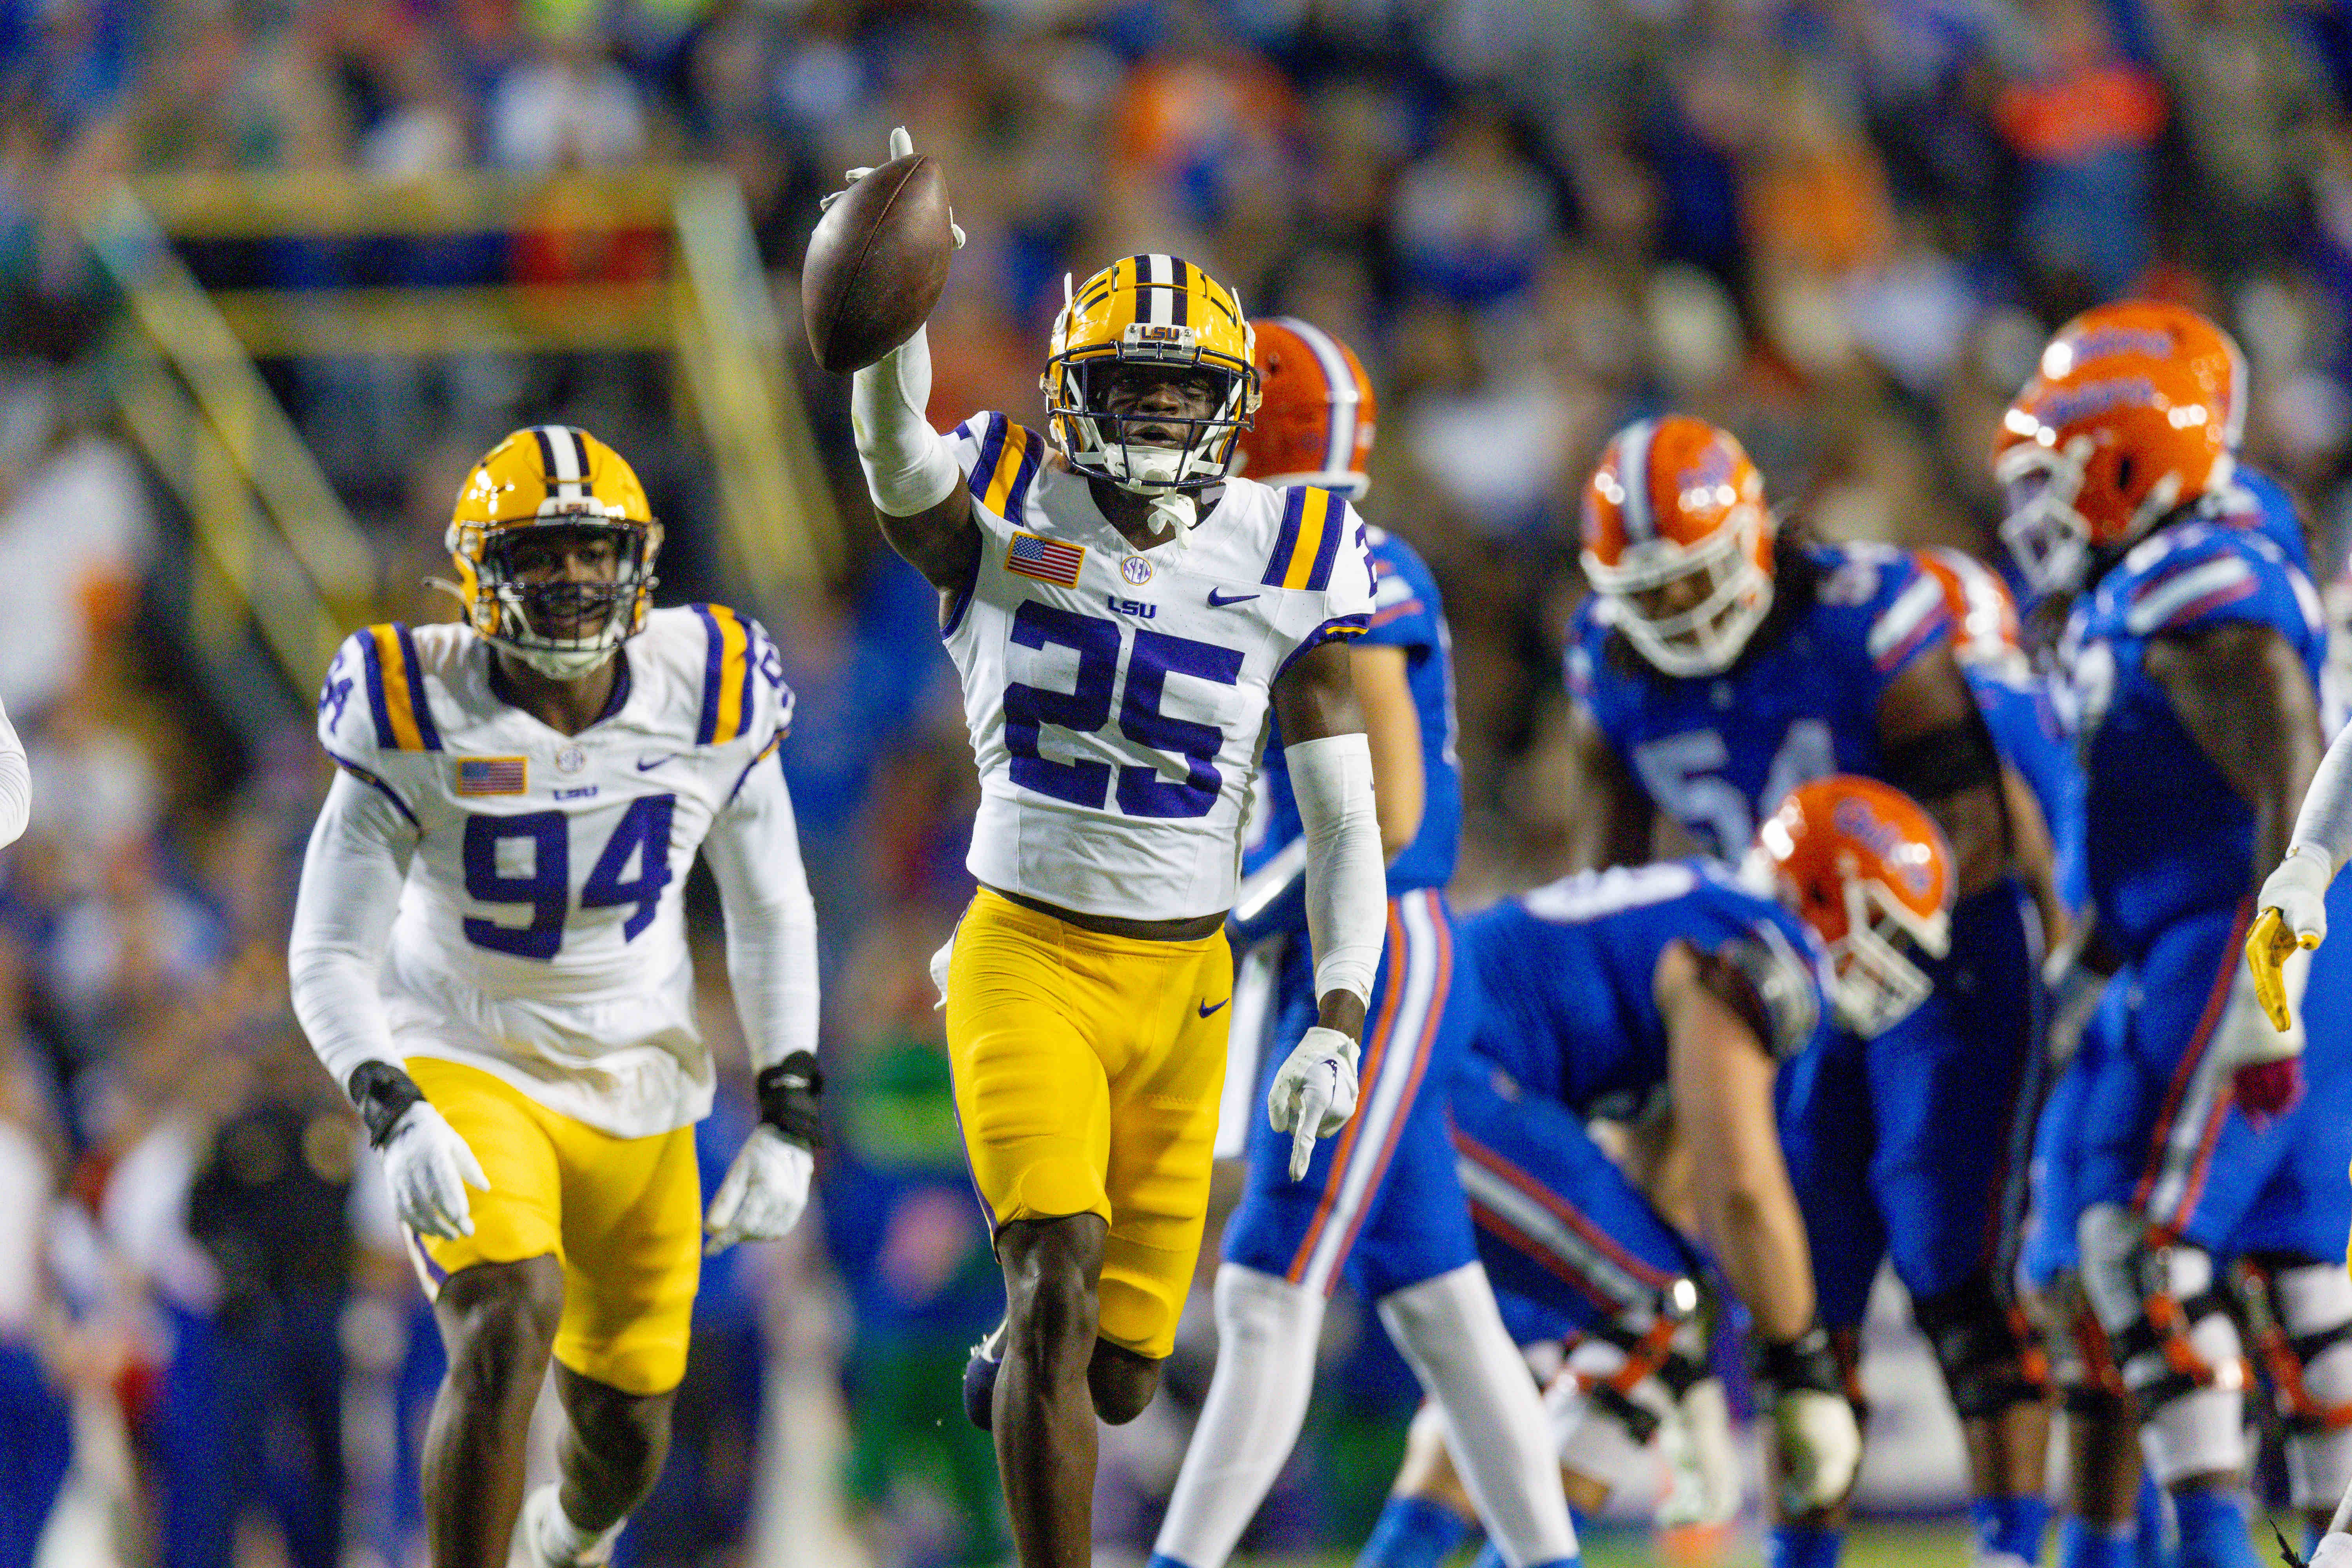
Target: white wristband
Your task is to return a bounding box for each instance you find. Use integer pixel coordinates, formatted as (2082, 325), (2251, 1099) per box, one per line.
(1287, 731), (1385, 1005)
(851, 323), (961, 517)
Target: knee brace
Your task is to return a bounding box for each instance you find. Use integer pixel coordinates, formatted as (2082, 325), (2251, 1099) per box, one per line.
(2051, 1289), (2132, 1425)
(2246, 1258), (2352, 1508)
(2078, 1204), (2249, 1485)
(1912, 1269), (2053, 1421)
(1538, 1277), (1703, 1458)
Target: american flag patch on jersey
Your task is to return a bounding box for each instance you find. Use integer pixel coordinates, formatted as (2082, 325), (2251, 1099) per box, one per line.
(455, 756), (528, 795)
(1005, 531), (1085, 587)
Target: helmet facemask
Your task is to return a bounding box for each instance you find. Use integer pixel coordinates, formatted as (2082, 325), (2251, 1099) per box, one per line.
(1045, 328), (1257, 498)
(1994, 436), (2096, 597)
(450, 518), (661, 680)
(1821, 873), (1949, 1037)
(1588, 510), (1774, 677)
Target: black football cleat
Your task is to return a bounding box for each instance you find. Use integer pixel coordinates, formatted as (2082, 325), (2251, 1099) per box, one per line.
(963, 1318), (1006, 1431)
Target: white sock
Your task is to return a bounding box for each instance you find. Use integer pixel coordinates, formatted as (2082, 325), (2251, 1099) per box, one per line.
(1153, 1264), (1326, 1568)
(1380, 1263), (1580, 1568)
(530, 1482), (624, 1565)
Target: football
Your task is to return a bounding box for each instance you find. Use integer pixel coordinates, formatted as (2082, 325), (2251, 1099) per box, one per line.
(802, 152), (955, 375)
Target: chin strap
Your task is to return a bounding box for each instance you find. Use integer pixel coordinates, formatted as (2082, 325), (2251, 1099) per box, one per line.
(1144, 488), (1198, 545)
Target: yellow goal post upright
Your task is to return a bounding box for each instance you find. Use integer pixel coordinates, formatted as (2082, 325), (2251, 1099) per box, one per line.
(76, 167), (841, 713)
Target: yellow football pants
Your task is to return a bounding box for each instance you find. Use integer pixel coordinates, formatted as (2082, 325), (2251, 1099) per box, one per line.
(944, 888), (1234, 1359)
(402, 1056), (699, 1396)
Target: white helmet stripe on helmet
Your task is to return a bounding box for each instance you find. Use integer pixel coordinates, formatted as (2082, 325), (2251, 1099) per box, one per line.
(1617, 418), (1660, 543)
(1142, 253), (1173, 325)
(533, 425), (589, 499)
(1284, 316), (1361, 477)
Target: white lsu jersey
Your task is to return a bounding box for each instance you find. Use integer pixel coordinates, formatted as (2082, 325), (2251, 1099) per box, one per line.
(940, 413), (1377, 921)
(312, 607), (792, 1134)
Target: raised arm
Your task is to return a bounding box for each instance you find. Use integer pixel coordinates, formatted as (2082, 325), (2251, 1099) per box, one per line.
(835, 130), (980, 597)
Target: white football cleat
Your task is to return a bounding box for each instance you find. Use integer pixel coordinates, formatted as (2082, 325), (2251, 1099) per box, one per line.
(520, 1482), (624, 1568)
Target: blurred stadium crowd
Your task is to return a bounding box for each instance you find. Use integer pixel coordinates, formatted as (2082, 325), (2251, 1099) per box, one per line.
(7, 0), (2352, 1563)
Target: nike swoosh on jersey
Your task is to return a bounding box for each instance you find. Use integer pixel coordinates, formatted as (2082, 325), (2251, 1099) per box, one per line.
(1207, 589), (1260, 608)
(636, 754), (681, 771)
(1198, 997), (1229, 1017)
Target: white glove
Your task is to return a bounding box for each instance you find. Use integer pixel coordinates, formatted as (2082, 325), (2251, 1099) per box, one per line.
(2262, 844), (2333, 949)
(381, 1102), (490, 1241)
(2309, 1531), (2352, 1568)
(1266, 1025), (1359, 1181)
(704, 1126), (815, 1254)
(1657, 1376), (1742, 1530)
(930, 934), (955, 1011)
(1773, 1387), (1863, 1515)
(820, 126), (966, 249)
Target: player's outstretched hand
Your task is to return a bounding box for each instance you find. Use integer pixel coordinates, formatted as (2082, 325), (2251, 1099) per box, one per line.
(704, 1127), (815, 1254)
(820, 127), (966, 249)
(2250, 845), (2331, 1031)
(381, 1102), (489, 1241)
(1267, 1026), (1359, 1181)
(1773, 1387), (1862, 1516)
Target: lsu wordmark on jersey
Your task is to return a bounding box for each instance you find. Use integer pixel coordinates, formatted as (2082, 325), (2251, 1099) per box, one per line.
(315, 603), (791, 1138)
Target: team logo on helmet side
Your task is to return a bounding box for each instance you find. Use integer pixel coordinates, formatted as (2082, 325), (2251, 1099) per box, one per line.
(1236, 316), (1377, 500)
(1747, 775), (1953, 1037)
(1993, 352), (2231, 597)
(2040, 299), (2247, 450)
(1582, 415), (1776, 677)
(1039, 254), (1260, 495)
(442, 425), (663, 679)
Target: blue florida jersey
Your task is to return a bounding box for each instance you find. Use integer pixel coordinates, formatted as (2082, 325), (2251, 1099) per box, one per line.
(1968, 661), (2089, 920)
(1568, 542), (1954, 860)
(1235, 526), (1461, 940)
(2060, 519), (2327, 958)
(1461, 860), (1829, 1121)
(2210, 465), (2312, 579)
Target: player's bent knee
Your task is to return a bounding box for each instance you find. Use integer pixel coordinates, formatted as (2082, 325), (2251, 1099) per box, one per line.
(436, 1255), (564, 1405)
(2247, 1258), (2352, 1506)
(1088, 1339), (1161, 1425)
(2077, 1208), (2247, 1484)
(1913, 1270), (2050, 1421)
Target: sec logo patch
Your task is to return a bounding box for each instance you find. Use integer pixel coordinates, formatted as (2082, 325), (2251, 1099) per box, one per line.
(1122, 555), (1153, 586)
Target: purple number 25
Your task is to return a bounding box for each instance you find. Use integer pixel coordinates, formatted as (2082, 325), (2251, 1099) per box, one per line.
(1002, 602), (1241, 820)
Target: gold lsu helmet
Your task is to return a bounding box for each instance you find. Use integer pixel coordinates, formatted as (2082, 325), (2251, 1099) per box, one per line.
(445, 426), (663, 678)
(1041, 254), (1260, 492)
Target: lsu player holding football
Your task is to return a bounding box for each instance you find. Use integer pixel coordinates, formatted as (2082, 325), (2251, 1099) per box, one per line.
(1363, 777), (1927, 1568)
(287, 428), (820, 1566)
(2001, 342), (2352, 1568)
(1565, 416), (2054, 1568)
(1150, 318), (1584, 1568)
(830, 133), (1453, 1568)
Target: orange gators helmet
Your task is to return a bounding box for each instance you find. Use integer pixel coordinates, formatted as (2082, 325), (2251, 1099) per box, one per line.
(446, 425), (662, 679)
(1993, 353), (2233, 597)
(1746, 775), (1955, 1037)
(2040, 299), (2247, 450)
(1582, 415), (1775, 677)
(1234, 316), (1377, 500)
(1915, 547), (2022, 670)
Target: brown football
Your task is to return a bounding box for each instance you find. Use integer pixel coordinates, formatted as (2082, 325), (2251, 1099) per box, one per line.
(802, 153), (955, 375)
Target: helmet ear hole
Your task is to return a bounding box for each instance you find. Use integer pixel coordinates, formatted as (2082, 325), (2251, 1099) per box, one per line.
(2115, 454), (2134, 495)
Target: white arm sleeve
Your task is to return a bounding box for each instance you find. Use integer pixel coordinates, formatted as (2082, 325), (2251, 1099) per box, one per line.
(2291, 721), (2352, 871)
(851, 325), (962, 518)
(700, 750), (820, 1072)
(287, 771), (417, 1094)
(0, 695), (26, 848)
(1287, 732), (1385, 1006)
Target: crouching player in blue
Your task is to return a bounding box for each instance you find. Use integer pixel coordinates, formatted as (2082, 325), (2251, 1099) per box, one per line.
(1999, 345), (2352, 1568)
(1362, 777), (1956, 1568)
(1142, 319), (1581, 1568)
(1566, 416), (2054, 1568)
